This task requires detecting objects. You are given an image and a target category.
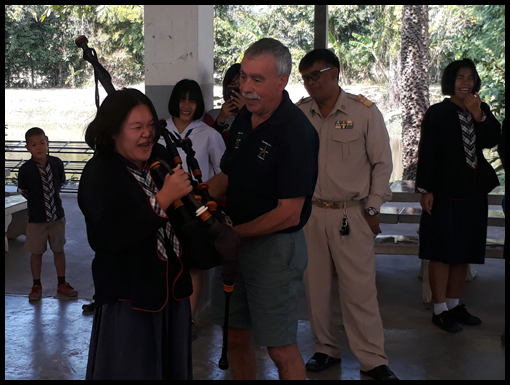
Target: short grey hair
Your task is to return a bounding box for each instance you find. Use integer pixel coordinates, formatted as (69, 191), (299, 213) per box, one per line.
(244, 38), (292, 76)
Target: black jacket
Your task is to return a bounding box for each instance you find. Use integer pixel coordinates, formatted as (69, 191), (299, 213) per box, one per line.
(416, 99), (500, 199)
(18, 156), (65, 223)
(78, 144), (192, 311)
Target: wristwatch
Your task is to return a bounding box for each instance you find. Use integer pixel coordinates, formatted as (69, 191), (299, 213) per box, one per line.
(366, 207), (379, 216)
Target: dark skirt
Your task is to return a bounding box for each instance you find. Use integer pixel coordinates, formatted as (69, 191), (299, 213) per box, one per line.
(85, 298), (192, 380)
(419, 190), (488, 265)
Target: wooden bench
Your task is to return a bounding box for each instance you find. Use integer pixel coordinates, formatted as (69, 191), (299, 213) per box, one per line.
(376, 181), (505, 258)
(379, 206), (400, 224)
(378, 180), (505, 302)
(375, 235), (504, 259)
(388, 180), (505, 206)
(391, 206), (505, 227)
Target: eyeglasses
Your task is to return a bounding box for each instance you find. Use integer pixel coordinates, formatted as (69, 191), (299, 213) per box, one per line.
(301, 67), (332, 83)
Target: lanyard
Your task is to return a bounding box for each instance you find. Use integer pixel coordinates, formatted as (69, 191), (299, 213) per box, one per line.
(169, 128), (194, 143)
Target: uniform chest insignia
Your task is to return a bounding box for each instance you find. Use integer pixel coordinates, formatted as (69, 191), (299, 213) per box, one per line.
(335, 121), (353, 129)
(235, 132), (244, 149)
(357, 94), (374, 107)
(258, 140), (272, 160)
(258, 146), (268, 160)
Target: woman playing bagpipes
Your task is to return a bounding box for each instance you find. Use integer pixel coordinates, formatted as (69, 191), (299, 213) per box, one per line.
(78, 88), (195, 380)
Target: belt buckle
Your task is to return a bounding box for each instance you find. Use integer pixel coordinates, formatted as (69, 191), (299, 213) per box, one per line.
(322, 200), (336, 208)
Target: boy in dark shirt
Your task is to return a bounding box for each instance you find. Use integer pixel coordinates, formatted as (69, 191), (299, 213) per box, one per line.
(17, 127), (77, 301)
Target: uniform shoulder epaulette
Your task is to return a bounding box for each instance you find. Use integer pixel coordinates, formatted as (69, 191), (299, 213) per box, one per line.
(357, 94), (374, 107)
(295, 96), (313, 106)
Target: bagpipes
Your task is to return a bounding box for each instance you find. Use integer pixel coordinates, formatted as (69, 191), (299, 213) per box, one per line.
(76, 36), (237, 370)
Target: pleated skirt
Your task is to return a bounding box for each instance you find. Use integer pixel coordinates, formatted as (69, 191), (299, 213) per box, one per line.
(419, 190), (488, 265)
(85, 298), (192, 380)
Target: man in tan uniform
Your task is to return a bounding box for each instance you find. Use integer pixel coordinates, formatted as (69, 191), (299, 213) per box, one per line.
(297, 49), (398, 380)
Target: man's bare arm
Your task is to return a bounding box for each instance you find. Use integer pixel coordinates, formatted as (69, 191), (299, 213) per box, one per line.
(206, 172), (229, 200)
(234, 197), (305, 238)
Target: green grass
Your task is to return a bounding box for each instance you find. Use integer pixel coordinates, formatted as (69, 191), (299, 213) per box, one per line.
(7, 89), (98, 141)
(5, 83), (443, 183)
(5, 85), (144, 141)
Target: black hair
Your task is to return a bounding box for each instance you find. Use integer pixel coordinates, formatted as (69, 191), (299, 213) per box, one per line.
(84, 88), (160, 152)
(168, 79), (205, 120)
(299, 48), (340, 76)
(441, 58), (481, 96)
(25, 127), (47, 142)
(222, 63), (241, 102)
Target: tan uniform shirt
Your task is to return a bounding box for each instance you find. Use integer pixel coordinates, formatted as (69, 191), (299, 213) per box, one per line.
(298, 90), (393, 210)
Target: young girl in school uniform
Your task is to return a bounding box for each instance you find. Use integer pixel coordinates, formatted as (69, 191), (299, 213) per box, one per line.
(160, 79), (226, 338)
(416, 59), (501, 333)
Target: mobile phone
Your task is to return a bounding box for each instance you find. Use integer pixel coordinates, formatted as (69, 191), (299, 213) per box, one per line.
(226, 87), (240, 100)
(226, 87), (240, 113)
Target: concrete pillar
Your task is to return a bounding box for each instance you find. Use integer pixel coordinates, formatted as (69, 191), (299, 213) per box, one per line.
(144, 5), (215, 326)
(144, 5), (214, 119)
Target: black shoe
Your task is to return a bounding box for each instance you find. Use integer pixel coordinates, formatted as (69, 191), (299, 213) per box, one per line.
(361, 365), (399, 380)
(305, 352), (341, 372)
(82, 302), (95, 315)
(448, 304), (482, 325)
(432, 310), (463, 333)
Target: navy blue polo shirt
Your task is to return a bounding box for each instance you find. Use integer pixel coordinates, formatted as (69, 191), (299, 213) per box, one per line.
(17, 156), (66, 223)
(221, 90), (319, 232)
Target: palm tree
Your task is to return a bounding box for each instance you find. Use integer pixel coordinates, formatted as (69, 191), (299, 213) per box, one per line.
(400, 5), (429, 180)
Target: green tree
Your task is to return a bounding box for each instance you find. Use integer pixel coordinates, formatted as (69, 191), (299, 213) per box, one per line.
(261, 5), (314, 82)
(213, 5), (260, 84)
(5, 3), (504, 111)
(454, 5), (505, 119)
(349, 32), (388, 83)
(5, 5), (78, 88)
(428, 5), (505, 119)
(43, 5), (144, 87)
(328, 5), (373, 84)
(5, 5), (145, 88)
(90, 5), (144, 86)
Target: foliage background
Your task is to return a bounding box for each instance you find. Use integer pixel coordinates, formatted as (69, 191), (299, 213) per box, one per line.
(5, 5), (504, 119)
(5, 5), (505, 183)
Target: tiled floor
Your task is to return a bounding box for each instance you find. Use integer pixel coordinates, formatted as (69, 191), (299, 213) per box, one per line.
(5, 190), (505, 380)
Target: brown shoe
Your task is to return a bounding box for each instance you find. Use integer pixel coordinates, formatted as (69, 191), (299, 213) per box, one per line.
(57, 282), (78, 297)
(28, 285), (42, 301)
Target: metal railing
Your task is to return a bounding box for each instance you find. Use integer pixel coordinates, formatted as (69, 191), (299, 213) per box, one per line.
(5, 140), (93, 192)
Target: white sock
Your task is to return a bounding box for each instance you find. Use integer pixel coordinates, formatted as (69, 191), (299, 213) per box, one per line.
(446, 298), (459, 310)
(433, 302), (448, 315)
